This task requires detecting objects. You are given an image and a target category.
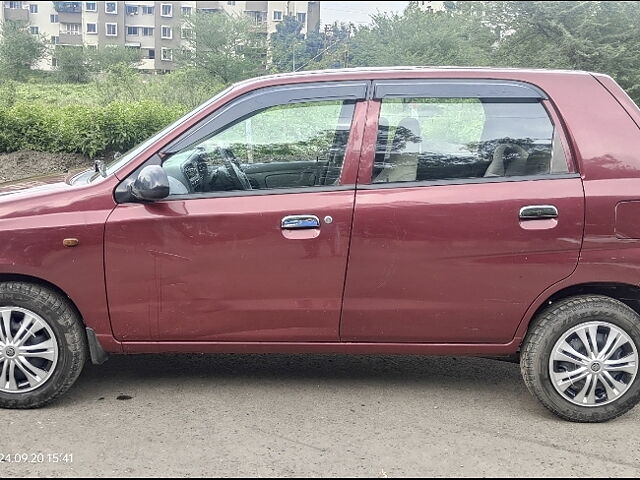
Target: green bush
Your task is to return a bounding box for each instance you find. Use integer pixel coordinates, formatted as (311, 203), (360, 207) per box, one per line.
(0, 101), (186, 158)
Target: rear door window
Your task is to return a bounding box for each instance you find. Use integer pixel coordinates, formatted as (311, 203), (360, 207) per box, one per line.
(372, 97), (568, 184)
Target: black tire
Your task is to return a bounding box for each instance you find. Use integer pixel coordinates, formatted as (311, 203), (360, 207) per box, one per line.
(0, 282), (87, 409)
(521, 295), (640, 423)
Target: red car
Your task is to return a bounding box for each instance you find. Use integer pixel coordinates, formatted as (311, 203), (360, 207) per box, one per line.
(1, 67), (639, 422)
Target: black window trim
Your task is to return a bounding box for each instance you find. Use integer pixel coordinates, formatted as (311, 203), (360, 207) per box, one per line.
(373, 79), (548, 101)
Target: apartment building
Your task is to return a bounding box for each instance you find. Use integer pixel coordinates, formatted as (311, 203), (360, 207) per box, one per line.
(1, 1), (321, 71)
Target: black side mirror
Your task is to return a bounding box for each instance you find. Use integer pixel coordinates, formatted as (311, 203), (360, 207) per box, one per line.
(130, 165), (170, 202)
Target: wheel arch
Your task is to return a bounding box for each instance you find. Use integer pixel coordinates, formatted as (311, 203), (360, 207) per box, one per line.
(0, 273), (84, 322)
(523, 282), (640, 337)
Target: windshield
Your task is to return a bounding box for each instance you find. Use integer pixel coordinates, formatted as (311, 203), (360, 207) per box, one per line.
(89, 85), (234, 182)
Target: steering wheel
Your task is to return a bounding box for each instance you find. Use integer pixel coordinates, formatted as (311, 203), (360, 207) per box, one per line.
(218, 148), (252, 190)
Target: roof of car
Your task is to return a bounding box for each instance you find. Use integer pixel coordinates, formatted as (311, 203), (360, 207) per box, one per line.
(231, 66), (597, 90)
(231, 66), (593, 95)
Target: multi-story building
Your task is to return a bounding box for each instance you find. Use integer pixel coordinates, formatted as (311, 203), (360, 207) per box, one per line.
(1, 1), (321, 72)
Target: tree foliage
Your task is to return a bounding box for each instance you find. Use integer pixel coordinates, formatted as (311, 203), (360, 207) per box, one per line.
(269, 16), (326, 72)
(179, 12), (267, 83)
(54, 45), (142, 83)
(343, 1), (640, 103)
(0, 21), (47, 80)
(349, 6), (497, 68)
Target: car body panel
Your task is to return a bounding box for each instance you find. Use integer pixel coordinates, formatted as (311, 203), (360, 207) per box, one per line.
(340, 177), (585, 343)
(105, 190), (356, 342)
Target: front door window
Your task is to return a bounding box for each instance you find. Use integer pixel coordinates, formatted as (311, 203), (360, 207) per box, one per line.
(161, 100), (356, 195)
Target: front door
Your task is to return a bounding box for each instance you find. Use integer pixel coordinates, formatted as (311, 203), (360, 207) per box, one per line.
(341, 80), (585, 344)
(105, 82), (367, 342)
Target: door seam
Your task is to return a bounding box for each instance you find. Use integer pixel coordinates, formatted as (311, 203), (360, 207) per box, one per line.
(337, 97), (377, 341)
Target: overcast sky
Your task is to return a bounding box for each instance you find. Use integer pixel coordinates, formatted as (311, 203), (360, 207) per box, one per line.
(321, 1), (411, 26)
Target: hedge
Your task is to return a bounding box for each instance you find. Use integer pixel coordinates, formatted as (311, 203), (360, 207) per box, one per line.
(0, 101), (187, 158)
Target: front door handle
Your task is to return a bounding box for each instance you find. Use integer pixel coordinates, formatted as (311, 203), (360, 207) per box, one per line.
(281, 215), (321, 230)
(519, 205), (559, 220)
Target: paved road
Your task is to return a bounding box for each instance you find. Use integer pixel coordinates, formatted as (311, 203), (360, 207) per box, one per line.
(3, 354), (640, 477)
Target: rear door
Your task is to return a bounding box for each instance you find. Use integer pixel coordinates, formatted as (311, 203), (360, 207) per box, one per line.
(341, 80), (585, 343)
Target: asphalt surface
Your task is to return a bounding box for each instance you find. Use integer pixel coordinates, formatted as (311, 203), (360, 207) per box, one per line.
(2, 353), (640, 477)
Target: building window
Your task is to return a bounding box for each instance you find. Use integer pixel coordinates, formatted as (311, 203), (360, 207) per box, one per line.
(142, 27), (154, 36)
(7, 2), (23, 9)
(181, 6), (192, 16)
(106, 23), (117, 36)
(273, 11), (283, 21)
(142, 6), (154, 15)
(65, 23), (81, 35)
(161, 3), (172, 17)
(86, 22), (97, 34)
(29, 25), (39, 34)
(51, 57), (58, 68)
(161, 26), (172, 39)
(147, 48), (155, 60)
(29, 3), (37, 13)
(126, 5), (138, 15)
(227, 1), (236, 5)
(127, 26), (139, 36)
(50, 14), (59, 23)
(161, 48), (173, 62)
(85, 2), (97, 12)
(296, 12), (306, 24)
(105, 2), (117, 14)
(181, 27), (193, 39)
(51, 35), (59, 44)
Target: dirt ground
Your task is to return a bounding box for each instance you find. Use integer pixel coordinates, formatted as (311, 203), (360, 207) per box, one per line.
(0, 151), (93, 183)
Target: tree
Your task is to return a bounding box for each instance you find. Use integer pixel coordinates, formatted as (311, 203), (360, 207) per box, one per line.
(178, 12), (267, 83)
(92, 45), (142, 73)
(54, 46), (92, 83)
(0, 21), (47, 80)
(347, 5), (497, 68)
(270, 16), (310, 72)
(476, 1), (640, 102)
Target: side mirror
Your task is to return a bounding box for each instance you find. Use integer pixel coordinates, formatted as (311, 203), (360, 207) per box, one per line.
(130, 165), (170, 202)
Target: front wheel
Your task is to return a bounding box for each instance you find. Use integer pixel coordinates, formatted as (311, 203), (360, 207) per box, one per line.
(0, 282), (87, 409)
(521, 295), (640, 422)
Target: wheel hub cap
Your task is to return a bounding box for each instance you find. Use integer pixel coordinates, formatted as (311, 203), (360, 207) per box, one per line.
(549, 321), (638, 407)
(0, 307), (58, 393)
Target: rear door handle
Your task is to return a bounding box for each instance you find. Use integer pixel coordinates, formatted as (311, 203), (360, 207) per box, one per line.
(519, 205), (559, 220)
(281, 215), (321, 230)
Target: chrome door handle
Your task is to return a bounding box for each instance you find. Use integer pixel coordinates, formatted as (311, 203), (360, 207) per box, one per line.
(519, 205), (559, 220)
(281, 215), (321, 230)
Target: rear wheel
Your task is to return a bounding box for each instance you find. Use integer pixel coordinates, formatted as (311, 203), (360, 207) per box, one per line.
(521, 295), (640, 422)
(0, 282), (87, 409)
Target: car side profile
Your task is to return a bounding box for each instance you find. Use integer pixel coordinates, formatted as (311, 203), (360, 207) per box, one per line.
(1, 67), (640, 422)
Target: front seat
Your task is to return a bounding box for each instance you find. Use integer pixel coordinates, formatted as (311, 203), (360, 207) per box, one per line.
(484, 143), (530, 177)
(374, 117), (422, 183)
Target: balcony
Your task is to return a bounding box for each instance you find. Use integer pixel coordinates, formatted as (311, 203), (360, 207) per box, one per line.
(3, 7), (29, 21)
(58, 32), (83, 45)
(196, 1), (222, 10)
(245, 1), (268, 12)
(52, 1), (82, 13)
(58, 11), (82, 23)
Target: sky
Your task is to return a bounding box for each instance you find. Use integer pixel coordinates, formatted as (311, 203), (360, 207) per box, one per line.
(321, 1), (411, 26)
